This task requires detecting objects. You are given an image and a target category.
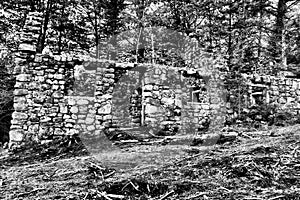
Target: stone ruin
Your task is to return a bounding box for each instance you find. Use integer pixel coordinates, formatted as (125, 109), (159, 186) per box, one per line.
(9, 12), (300, 148)
(241, 74), (300, 123)
(9, 12), (227, 147)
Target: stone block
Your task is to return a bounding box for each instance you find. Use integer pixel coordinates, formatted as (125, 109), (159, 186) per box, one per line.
(105, 68), (115, 73)
(96, 115), (103, 121)
(105, 74), (115, 79)
(65, 123), (74, 128)
(145, 105), (161, 114)
(76, 115), (86, 120)
(98, 104), (111, 114)
(143, 92), (152, 97)
(63, 114), (71, 119)
(10, 129), (24, 142)
(14, 102), (28, 111)
(54, 55), (61, 61)
(40, 116), (51, 123)
(52, 85), (60, 90)
(278, 97), (286, 104)
(88, 108), (97, 114)
(35, 70), (44, 76)
(79, 105), (88, 113)
(77, 119), (86, 124)
(53, 117), (63, 123)
(59, 104), (68, 114)
(77, 99), (89, 105)
(54, 74), (64, 80)
(12, 112), (28, 120)
(66, 97), (75, 106)
(53, 91), (64, 99)
(161, 97), (174, 105)
(41, 84), (51, 90)
(14, 82), (26, 89)
(144, 117), (158, 124)
(87, 125), (96, 131)
(144, 84), (153, 91)
(10, 125), (23, 130)
(59, 80), (65, 85)
(103, 115), (112, 121)
(35, 76), (45, 82)
(71, 114), (78, 119)
(70, 106), (79, 113)
(52, 80), (58, 85)
(85, 117), (95, 124)
(65, 119), (76, 123)
(28, 124), (39, 133)
(19, 43), (36, 52)
(201, 104), (210, 110)
(287, 97), (295, 104)
(60, 55), (66, 62)
(16, 74), (31, 82)
(14, 89), (28, 96)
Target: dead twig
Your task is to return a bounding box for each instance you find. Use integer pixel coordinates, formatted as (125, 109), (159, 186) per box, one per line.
(97, 191), (113, 200)
(185, 192), (208, 200)
(268, 195), (286, 200)
(159, 190), (175, 200)
(16, 188), (46, 198)
(129, 180), (140, 191)
(89, 162), (106, 170)
(104, 170), (116, 178)
(97, 191), (125, 199)
(105, 193), (126, 199)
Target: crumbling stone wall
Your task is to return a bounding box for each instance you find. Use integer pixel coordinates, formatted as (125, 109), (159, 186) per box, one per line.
(225, 73), (300, 125)
(247, 74), (300, 112)
(10, 54), (220, 146)
(9, 12), (226, 147)
(11, 11), (300, 148)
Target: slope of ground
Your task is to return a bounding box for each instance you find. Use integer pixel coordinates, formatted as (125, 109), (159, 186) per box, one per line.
(0, 125), (299, 200)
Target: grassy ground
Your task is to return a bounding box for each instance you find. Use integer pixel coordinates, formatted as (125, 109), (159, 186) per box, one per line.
(0, 125), (299, 200)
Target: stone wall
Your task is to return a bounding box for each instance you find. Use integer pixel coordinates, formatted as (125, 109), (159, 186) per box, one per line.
(223, 74), (300, 126)
(247, 74), (300, 113)
(14, 11), (300, 148)
(8, 12), (226, 147)
(10, 52), (224, 146)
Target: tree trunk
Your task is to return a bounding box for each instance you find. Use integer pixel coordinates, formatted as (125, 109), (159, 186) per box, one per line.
(94, 10), (99, 58)
(271, 0), (287, 65)
(258, 0), (263, 60)
(227, 0), (233, 70)
(281, 29), (287, 68)
(58, 3), (66, 54)
(37, 0), (52, 53)
(136, 0), (145, 63)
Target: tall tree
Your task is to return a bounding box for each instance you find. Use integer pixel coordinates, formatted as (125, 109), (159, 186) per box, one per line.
(102, 0), (126, 60)
(269, 0), (300, 68)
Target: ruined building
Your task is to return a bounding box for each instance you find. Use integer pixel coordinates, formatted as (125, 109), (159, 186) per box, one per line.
(9, 12), (300, 147)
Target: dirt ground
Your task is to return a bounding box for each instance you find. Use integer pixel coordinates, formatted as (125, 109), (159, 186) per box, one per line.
(0, 125), (299, 200)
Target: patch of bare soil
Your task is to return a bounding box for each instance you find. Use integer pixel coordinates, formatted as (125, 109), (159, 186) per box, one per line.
(0, 126), (299, 199)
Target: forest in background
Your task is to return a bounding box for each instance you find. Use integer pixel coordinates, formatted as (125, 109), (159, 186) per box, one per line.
(0, 0), (300, 144)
